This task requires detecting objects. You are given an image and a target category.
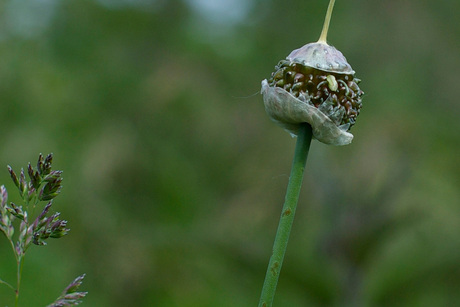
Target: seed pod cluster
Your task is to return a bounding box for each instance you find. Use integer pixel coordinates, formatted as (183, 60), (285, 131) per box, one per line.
(268, 54), (363, 129)
(262, 42), (364, 145)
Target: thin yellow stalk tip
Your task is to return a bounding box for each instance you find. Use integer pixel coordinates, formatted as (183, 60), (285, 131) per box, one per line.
(318, 0), (336, 44)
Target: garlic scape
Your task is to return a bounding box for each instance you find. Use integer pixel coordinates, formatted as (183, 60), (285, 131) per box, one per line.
(258, 2), (365, 306)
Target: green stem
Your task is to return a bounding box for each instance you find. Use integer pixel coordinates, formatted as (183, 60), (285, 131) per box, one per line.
(14, 249), (29, 307)
(318, 0), (336, 44)
(0, 278), (15, 291)
(15, 258), (23, 307)
(259, 123), (313, 307)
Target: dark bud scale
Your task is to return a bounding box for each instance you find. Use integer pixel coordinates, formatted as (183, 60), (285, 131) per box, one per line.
(268, 59), (363, 129)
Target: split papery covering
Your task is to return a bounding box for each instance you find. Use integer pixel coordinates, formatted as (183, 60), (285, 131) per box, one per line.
(261, 79), (353, 145)
(288, 42), (355, 75)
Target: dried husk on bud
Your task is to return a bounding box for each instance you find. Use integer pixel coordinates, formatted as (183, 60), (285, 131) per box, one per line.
(288, 42), (354, 74)
(262, 42), (364, 146)
(261, 79), (353, 145)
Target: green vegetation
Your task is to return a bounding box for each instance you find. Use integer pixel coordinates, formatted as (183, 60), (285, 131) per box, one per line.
(0, 1), (459, 306)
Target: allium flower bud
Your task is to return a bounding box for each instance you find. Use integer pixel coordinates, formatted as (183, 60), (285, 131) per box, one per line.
(261, 1), (364, 145)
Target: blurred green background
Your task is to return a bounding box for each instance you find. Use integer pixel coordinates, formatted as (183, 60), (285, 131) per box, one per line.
(0, 0), (459, 306)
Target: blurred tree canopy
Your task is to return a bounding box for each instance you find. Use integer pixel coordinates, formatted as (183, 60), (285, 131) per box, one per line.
(0, 0), (459, 306)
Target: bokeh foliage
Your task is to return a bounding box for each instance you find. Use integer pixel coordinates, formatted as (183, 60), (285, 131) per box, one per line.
(0, 0), (459, 306)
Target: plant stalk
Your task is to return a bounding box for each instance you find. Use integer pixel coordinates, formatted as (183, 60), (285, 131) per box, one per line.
(318, 0), (336, 44)
(0, 278), (15, 291)
(15, 257), (24, 307)
(258, 123), (313, 307)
